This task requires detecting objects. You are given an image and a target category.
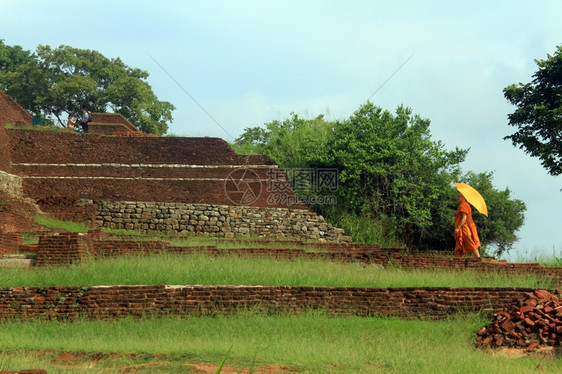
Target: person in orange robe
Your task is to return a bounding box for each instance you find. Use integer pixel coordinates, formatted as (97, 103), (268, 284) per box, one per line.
(454, 193), (481, 257)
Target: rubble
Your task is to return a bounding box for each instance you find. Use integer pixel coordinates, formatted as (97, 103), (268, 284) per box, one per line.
(476, 289), (562, 351)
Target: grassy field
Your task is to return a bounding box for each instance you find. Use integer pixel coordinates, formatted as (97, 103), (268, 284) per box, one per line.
(0, 313), (561, 373)
(2, 215), (560, 372)
(0, 252), (557, 289)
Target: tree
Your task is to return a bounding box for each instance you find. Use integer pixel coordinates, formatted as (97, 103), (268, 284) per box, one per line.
(235, 102), (527, 255)
(0, 43), (174, 135)
(0, 39), (34, 74)
(504, 45), (562, 176)
(328, 103), (468, 248)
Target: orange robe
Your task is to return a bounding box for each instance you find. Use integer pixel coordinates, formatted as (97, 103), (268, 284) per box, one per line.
(454, 201), (481, 256)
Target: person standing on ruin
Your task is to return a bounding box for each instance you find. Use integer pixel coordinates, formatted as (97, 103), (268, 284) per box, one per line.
(454, 193), (481, 258)
(67, 113), (77, 130)
(80, 108), (91, 133)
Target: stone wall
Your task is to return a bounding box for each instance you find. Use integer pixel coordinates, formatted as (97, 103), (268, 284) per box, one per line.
(95, 201), (347, 241)
(0, 170), (22, 197)
(0, 284), (546, 320)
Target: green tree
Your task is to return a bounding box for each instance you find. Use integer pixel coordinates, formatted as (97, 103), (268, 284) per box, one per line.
(503, 45), (562, 176)
(328, 103), (468, 248)
(235, 113), (334, 169)
(235, 102), (527, 255)
(0, 43), (174, 135)
(0, 40), (34, 74)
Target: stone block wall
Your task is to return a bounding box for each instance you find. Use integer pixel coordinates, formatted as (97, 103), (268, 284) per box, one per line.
(0, 285), (545, 320)
(95, 201), (347, 241)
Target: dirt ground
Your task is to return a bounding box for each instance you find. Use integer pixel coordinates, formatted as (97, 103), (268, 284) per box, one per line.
(28, 350), (299, 373)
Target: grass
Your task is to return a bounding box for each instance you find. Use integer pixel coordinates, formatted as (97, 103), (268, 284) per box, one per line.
(0, 253), (556, 288)
(0, 313), (560, 373)
(33, 214), (89, 233)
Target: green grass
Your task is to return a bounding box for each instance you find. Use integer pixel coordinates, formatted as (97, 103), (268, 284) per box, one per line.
(0, 313), (560, 373)
(20, 233), (39, 245)
(33, 214), (89, 233)
(511, 247), (562, 267)
(0, 253), (556, 288)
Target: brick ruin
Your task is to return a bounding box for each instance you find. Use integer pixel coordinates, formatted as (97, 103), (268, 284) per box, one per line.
(88, 112), (141, 134)
(0, 284), (544, 321)
(0, 91), (349, 242)
(2, 90), (560, 339)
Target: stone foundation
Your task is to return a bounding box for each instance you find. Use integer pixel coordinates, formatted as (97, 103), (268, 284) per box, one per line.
(95, 201), (349, 242)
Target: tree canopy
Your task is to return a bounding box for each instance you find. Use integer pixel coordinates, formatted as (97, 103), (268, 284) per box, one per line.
(0, 41), (174, 135)
(235, 103), (526, 256)
(504, 44), (562, 176)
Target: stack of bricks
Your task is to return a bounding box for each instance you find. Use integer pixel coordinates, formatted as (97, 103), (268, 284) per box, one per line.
(476, 289), (562, 351)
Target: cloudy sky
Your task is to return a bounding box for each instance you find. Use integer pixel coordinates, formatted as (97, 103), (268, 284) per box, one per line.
(1, 0), (560, 260)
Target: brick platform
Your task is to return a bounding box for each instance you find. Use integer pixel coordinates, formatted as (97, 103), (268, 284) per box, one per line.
(0, 285), (546, 320)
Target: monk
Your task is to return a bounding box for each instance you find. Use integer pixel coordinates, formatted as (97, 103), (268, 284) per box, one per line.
(454, 193), (481, 257)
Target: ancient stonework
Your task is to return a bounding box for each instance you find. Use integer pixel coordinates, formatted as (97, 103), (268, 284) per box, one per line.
(95, 201), (349, 242)
(0, 170), (23, 198)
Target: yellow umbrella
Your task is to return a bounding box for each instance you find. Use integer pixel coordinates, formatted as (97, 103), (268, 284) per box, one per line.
(455, 182), (488, 217)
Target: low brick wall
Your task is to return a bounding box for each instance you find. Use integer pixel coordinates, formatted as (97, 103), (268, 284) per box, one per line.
(0, 170), (23, 198)
(0, 232), (23, 256)
(35, 233), (92, 266)
(95, 202), (347, 241)
(0, 285), (544, 320)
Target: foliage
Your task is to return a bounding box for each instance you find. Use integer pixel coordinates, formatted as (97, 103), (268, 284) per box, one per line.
(235, 102), (526, 255)
(503, 44), (562, 176)
(0, 42), (174, 135)
(327, 104), (468, 248)
(0, 39), (34, 73)
(236, 113), (334, 169)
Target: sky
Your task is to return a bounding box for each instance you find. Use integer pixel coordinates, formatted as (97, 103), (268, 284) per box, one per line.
(1, 0), (560, 261)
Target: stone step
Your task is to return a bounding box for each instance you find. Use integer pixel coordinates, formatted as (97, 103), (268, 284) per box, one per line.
(0, 254), (37, 268)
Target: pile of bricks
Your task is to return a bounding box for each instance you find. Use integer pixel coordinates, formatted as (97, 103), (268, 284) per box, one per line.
(476, 289), (562, 351)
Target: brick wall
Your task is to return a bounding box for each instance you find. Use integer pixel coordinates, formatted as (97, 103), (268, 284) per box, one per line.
(0, 232), (22, 256)
(0, 125), (12, 172)
(6, 129), (257, 165)
(35, 233), (92, 266)
(8, 129), (305, 209)
(0, 285), (545, 320)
